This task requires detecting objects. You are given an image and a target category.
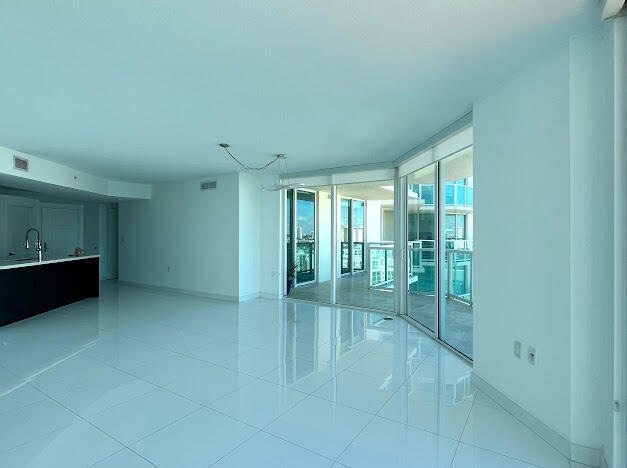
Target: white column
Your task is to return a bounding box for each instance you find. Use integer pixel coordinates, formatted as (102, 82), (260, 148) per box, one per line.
(331, 185), (337, 304)
(569, 25), (615, 458)
(394, 169), (407, 315)
(614, 15), (627, 468)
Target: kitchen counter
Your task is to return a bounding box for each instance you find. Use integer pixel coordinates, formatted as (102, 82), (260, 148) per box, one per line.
(0, 255), (100, 327)
(0, 254), (100, 270)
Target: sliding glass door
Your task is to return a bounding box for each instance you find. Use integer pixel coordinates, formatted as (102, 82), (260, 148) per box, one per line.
(286, 189), (317, 289)
(282, 127), (473, 358)
(352, 200), (365, 272)
(404, 148), (473, 359)
(296, 190), (316, 284)
(440, 150), (473, 357)
(407, 164), (438, 332)
(340, 197), (365, 275)
(336, 182), (394, 312)
(340, 198), (351, 274)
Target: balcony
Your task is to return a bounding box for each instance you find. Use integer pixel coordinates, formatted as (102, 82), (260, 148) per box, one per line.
(369, 242), (473, 306)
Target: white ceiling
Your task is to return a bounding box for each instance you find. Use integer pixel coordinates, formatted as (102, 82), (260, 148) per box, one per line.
(0, 1), (598, 183)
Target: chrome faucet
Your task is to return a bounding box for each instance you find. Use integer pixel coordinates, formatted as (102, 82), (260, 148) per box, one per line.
(24, 228), (42, 262)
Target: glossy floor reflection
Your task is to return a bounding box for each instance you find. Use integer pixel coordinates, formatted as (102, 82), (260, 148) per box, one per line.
(0, 282), (568, 467)
(288, 273), (473, 358)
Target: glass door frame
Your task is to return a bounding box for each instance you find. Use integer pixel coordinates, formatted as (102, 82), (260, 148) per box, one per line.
(339, 196), (366, 276)
(403, 163), (442, 337)
(280, 121), (473, 360)
(286, 188), (318, 288)
(400, 156), (472, 362)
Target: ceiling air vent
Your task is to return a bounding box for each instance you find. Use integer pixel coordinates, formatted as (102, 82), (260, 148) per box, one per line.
(200, 180), (217, 191)
(13, 156), (29, 172)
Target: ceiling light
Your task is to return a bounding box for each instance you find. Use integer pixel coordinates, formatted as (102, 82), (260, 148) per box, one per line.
(262, 182), (305, 192)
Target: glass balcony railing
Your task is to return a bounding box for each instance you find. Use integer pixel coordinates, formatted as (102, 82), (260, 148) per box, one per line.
(367, 244), (394, 288)
(368, 241), (473, 305)
(341, 241), (365, 274)
(444, 250), (473, 304)
(295, 241), (315, 283)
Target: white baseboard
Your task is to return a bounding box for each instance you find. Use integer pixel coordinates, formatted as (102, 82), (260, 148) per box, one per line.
(601, 449), (610, 468)
(119, 281), (240, 303)
(471, 372), (603, 466)
(117, 281), (284, 304)
(571, 443), (602, 467)
(237, 292), (260, 302)
(259, 292), (282, 300)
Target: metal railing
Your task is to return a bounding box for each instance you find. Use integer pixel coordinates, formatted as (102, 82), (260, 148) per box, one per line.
(444, 249), (473, 304)
(368, 242), (473, 305)
(295, 241), (315, 283)
(341, 241), (364, 273)
(367, 243), (394, 287)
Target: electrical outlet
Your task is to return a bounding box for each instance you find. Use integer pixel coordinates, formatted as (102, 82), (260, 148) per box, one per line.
(514, 340), (521, 358)
(528, 346), (536, 366)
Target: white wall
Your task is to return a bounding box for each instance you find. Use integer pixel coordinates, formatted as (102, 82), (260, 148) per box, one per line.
(0, 146), (151, 199)
(84, 202), (120, 280)
(366, 200), (394, 243)
(83, 204), (100, 256)
(119, 173), (240, 300)
(238, 173), (260, 299)
(473, 46), (572, 439)
(569, 25), (615, 459)
(258, 175), (283, 299)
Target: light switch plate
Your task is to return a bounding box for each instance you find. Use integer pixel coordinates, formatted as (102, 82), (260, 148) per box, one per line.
(514, 340), (521, 358)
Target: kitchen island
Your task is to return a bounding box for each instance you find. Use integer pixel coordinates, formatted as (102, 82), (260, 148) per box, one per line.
(0, 255), (99, 327)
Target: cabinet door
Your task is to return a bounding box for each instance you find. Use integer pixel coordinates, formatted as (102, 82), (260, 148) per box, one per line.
(41, 207), (80, 258)
(7, 203), (36, 260)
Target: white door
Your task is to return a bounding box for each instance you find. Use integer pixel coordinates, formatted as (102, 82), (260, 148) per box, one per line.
(104, 207), (118, 279)
(7, 203), (36, 260)
(41, 207), (80, 258)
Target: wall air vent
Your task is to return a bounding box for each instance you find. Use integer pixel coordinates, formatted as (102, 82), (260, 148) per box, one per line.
(200, 180), (217, 191)
(13, 156), (29, 172)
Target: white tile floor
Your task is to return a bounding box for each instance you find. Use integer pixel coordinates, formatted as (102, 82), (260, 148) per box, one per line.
(0, 282), (571, 467)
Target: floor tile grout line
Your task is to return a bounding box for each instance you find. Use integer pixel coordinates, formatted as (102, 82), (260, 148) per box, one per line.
(449, 388), (478, 467)
(461, 391), (573, 465)
(23, 353), (237, 461)
(450, 391), (550, 468)
(86, 447), (158, 467)
(2, 288), (478, 467)
(42, 336), (321, 437)
(454, 440), (546, 468)
(38, 309), (444, 463)
(41, 335), (289, 419)
(0, 415), (77, 456)
(105, 329), (304, 381)
(0, 388), (49, 417)
(30, 389), (160, 467)
(254, 428), (338, 465)
(205, 427), (263, 467)
(332, 411), (379, 464)
(48, 355), (288, 452)
(328, 365), (417, 464)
